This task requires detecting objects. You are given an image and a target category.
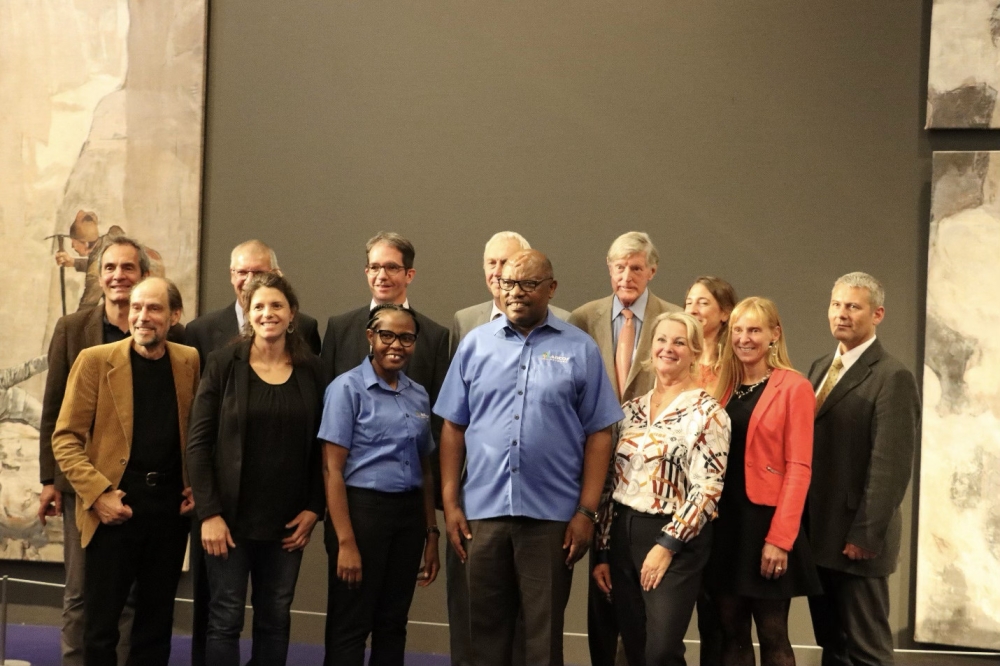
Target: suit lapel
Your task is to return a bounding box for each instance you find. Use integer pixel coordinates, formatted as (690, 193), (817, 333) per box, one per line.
(214, 303), (240, 350)
(84, 304), (106, 347)
(746, 369), (784, 447)
(810, 353), (835, 390)
(625, 292), (663, 395)
(816, 341), (881, 419)
(592, 298), (616, 394)
(167, 342), (196, 449)
(234, 350), (250, 449)
(106, 339), (134, 451)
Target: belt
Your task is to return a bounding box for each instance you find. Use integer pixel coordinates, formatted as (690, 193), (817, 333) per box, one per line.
(122, 468), (179, 487)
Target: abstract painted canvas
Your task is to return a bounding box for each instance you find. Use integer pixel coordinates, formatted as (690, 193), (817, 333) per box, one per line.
(916, 151), (1000, 648)
(927, 0), (1000, 128)
(0, 0), (206, 561)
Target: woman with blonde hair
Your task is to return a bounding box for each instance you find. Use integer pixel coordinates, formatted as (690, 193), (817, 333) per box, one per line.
(684, 276), (738, 393)
(708, 297), (820, 666)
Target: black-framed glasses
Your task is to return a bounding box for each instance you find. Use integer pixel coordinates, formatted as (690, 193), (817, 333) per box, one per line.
(373, 329), (417, 347)
(498, 277), (553, 293)
(365, 263), (406, 276)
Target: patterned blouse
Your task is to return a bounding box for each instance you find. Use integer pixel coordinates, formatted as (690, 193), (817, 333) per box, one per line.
(597, 388), (730, 554)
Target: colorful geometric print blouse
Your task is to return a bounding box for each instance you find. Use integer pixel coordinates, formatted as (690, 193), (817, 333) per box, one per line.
(597, 388), (731, 554)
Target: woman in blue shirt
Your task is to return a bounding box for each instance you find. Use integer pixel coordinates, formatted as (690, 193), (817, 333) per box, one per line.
(320, 304), (440, 666)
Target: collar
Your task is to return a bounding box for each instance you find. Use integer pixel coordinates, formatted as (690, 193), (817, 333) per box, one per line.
(489, 301), (504, 321)
(234, 301), (245, 330)
(834, 335), (877, 374)
(370, 298), (410, 312)
(612, 289), (649, 322)
(493, 309), (568, 339)
(362, 355), (412, 392)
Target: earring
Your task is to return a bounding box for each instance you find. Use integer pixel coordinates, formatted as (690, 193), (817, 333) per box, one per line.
(287, 324), (296, 334)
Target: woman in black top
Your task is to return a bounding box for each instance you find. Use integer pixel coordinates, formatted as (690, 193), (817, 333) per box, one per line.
(187, 272), (326, 666)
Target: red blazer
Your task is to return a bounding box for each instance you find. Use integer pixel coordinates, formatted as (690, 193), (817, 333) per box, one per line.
(739, 368), (815, 551)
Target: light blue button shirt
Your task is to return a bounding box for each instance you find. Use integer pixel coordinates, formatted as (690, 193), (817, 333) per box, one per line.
(611, 288), (649, 360)
(319, 358), (433, 492)
(434, 313), (624, 522)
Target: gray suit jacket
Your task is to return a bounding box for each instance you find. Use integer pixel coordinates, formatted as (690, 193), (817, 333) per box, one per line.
(450, 301), (571, 357)
(807, 338), (920, 577)
(568, 290), (680, 403)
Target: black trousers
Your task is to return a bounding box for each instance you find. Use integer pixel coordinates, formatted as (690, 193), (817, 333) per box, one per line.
(189, 516), (211, 666)
(808, 566), (894, 666)
(609, 505), (712, 666)
(324, 487), (425, 666)
(588, 545), (622, 666)
(83, 508), (188, 666)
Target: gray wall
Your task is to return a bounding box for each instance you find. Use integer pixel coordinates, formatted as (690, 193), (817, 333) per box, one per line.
(9, 1), (1000, 664)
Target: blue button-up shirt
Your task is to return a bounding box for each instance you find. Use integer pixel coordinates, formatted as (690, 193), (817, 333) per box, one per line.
(319, 359), (434, 492)
(434, 313), (624, 522)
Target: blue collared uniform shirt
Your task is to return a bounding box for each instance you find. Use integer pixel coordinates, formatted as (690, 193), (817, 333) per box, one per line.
(319, 358), (434, 492)
(434, 313), (624, 522)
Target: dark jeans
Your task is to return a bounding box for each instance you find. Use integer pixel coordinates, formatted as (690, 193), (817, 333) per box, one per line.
(189, 517), (210, 666)
(324, 487), (425, 666)
(203, 537), (304, 666)
(609, 504), (712, 666)
(83, 512), (188, 666)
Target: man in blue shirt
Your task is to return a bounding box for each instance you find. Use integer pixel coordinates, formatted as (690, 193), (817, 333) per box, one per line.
(435, 249), (624, 666)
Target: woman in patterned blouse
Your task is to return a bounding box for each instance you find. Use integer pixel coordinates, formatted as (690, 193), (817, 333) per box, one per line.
(593, 312), (731, 666)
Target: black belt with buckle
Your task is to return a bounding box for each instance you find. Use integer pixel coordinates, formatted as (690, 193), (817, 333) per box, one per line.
(123, 468), (178, 487)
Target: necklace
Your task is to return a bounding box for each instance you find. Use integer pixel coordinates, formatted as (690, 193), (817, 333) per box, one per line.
(733, 369), (771, 399)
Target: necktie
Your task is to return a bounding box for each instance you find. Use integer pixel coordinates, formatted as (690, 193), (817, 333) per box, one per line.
(616, 308), (635, 399)
(815, 356), (844, 412)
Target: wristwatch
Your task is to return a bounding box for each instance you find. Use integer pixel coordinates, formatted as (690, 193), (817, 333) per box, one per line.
(575, 505), (598, 524)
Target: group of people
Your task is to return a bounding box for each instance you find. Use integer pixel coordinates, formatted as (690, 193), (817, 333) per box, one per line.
(35, 228), (919, 666)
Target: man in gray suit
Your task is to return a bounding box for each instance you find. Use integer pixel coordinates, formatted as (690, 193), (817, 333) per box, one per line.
(451, 231), (570, 355)
(446, 231), (569, 666)
(807, 272), (920, 666)
(569, 231), (680, 666)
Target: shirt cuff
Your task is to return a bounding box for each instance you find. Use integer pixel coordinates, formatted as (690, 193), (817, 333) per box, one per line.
(655, 532), (685, 554)
(595, 548), (610, 565)
(41, 478), (54, 486)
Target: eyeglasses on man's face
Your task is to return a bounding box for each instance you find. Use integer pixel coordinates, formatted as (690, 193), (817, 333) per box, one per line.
(498, 277), (553, 293)
(365, 263), (406, 276)
(372, 329), (417, 347)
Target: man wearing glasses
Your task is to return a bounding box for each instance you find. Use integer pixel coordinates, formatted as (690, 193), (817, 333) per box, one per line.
(436, 249), (623, 666)
(182, 238), (320, 666)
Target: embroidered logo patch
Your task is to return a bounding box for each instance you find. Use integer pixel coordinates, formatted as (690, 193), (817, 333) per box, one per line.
(415, 411), (430, 420)
(540, 351), (570, 363)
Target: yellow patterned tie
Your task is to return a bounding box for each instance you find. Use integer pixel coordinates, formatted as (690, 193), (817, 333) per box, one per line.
(815, 356), (844, 413)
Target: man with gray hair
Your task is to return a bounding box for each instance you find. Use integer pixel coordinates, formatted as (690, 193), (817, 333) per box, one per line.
(569, 231), (680, 666)
(807, 272), (919, 666)
(447, 231), (570, 665)
(38, 236), (182, 666)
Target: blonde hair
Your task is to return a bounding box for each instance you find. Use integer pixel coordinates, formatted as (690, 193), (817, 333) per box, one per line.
(713, 297), (797, 402)
(642, 312), (704, 376)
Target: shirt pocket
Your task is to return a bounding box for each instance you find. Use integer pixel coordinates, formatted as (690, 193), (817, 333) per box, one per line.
(527, 356), (577, 406)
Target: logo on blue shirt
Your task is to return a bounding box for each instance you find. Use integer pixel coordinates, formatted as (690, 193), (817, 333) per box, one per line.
(540, 351), (571, 363)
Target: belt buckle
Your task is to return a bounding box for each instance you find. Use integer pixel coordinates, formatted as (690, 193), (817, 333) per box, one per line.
(145, 472), (159, 487)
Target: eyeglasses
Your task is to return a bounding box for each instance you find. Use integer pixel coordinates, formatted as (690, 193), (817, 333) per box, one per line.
(230, 268), (269, 279)
(498, 277), (553, 293)
(373, 329), (417, 347)
(365, 263), (406, 276)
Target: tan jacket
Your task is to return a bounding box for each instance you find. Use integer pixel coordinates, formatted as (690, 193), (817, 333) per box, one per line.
(52, 338), (200, 547)
(568, 290), (680, 403)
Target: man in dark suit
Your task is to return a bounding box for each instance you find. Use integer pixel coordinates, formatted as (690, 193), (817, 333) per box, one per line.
(38, 236), (182, 666)
(181, 238), (320, 666)
(807, 272), (920, 666)
(184, 239), (321, 369)
(568, 231), (680, 666)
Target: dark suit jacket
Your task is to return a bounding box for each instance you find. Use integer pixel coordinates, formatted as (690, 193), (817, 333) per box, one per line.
(51, 339), (200, 547)
(568, 289), (681, 402)
(40, 303), (185, 492)
(184, 301), (321, 371)
(807, 339), (920, 577)
(321, 305), (450, 502)
(186, 342), (326, 528)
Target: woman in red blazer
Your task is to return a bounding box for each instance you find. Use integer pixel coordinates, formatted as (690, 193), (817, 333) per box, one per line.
(708, 297), (820, 666)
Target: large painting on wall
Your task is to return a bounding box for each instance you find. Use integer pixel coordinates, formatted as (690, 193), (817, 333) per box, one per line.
(916, 151), (1000, 649)
(0, 0), (206, 561)
(927, 0), (1000, 128)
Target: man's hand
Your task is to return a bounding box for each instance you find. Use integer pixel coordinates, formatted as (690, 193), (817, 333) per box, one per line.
(38, 484), (63, 525)
(92, 489), (133, 526)
(202, 515), (236, 560)
(444, 504), (472, 563)
(337, 539), (363, 589)
(54, 250), (74, 268)
(282, 510), (319, 552)
(843, 542), (877, 561)
(179, 487), (195, 515)
(592, 562), (613, 597)
(563, 513), (594, 567)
